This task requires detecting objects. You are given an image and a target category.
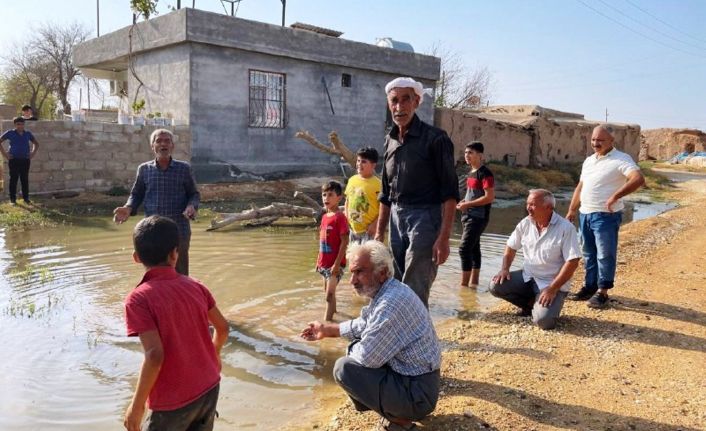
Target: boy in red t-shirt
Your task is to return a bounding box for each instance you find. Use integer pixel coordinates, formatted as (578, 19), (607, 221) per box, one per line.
(317, 181), (349, 321)
(123, 216), (229, 431)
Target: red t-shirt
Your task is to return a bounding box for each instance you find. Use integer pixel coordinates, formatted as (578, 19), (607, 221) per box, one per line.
(317, 211), (349, 269)
(125, 266), (221, 411)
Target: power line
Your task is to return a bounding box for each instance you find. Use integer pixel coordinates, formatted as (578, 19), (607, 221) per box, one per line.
(595, 0), (706, 53)
(574, 0), (705, 58)
(623, 0), (706, 45)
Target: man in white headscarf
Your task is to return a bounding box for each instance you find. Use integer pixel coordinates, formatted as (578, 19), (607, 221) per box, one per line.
(374, 77), (459, 307)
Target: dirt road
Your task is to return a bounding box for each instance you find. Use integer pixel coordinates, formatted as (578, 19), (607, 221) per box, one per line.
(319, 172), (706, 431)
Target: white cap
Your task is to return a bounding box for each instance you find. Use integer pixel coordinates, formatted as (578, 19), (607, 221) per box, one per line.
(384, 77), (424, 104)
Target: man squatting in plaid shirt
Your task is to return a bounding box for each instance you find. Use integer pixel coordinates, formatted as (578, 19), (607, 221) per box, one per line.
(301, 241), (441, 431)
(113, 128), (200, 275)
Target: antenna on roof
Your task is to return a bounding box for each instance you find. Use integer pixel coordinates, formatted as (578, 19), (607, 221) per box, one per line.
(221, 0), (243, 16)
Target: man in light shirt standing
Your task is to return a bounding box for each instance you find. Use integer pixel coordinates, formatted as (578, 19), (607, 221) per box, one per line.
(490, 189), (581, 330)
(566, 125), (645, 308)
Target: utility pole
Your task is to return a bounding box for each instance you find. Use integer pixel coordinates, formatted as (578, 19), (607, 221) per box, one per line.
(177, 0), (181, 8)
(96, 0), (100, 36)
(281, 0), (286, 26)
(605, 107), (608, 122)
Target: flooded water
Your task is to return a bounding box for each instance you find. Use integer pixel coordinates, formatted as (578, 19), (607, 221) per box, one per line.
(0, 195), (670, 430)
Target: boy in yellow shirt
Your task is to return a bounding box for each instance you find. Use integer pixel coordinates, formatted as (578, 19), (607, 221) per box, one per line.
(344, 147), (382, 244)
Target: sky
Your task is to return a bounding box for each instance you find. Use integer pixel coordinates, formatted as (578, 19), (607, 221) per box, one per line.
(1, 0), (705, 130)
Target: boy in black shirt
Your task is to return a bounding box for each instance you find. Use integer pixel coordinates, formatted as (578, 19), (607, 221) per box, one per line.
(456, 142), (495, 287)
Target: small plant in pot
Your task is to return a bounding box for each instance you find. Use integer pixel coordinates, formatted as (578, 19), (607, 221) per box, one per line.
(153, 111), (165, 126)
(131, 99), (146, 126)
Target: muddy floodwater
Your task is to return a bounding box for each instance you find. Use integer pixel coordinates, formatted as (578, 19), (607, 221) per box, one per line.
(0, 196), (669, 430)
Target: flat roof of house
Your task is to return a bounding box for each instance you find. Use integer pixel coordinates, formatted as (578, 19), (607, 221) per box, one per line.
(74, 8), (440, 81)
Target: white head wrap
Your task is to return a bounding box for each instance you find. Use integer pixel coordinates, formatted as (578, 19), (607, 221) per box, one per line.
(384, 77), (424, 104)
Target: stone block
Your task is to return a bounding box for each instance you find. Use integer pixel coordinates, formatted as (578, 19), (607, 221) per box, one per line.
(85, 178), (107, 188)
(85, 160), (106, 170)
(64, 179), (87, 190)
(82, 122), (104, 132)
(103, 124), (124, 133)
(41, 160), (63, 170)
(111, 150), (135, 162)
(106, 132), (130, 144)
(51, 131), (72, 140)
(106, 161), (127, 171)
(63, 160), (84, 170)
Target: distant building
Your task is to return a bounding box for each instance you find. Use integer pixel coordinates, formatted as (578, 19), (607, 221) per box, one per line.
(73, 8), (440, 182)
(436, 105), (642, 167)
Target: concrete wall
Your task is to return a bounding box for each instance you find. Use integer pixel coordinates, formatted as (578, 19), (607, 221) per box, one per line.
(129, 44), (191, 125)
(0, 121), (191, 194)
(187, 43), (434, 180)
(435, 108), (641, 167)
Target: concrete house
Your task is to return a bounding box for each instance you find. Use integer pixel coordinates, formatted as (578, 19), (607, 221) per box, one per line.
(73, 8), (440, 182)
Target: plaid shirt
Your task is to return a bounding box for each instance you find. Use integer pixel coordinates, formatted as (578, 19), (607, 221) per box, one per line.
(126, 158), (200, 234)
(339, 277), (441, 376)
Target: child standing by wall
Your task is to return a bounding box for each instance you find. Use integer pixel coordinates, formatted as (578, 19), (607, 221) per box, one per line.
(344, 147), (381, 244)
(123, 215), (229, 431)
(317, 181), (349, 321)
(456, 142), (495, 287)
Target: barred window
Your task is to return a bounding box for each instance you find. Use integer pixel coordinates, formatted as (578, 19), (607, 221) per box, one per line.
(249, 70), (286, 128)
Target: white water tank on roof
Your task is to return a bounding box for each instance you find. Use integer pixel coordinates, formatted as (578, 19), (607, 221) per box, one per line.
(375, 37), (415, 53)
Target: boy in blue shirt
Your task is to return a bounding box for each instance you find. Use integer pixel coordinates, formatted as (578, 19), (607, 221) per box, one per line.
(0, 117), (39, 204)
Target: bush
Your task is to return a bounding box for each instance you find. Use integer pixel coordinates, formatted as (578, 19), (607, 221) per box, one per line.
(105, 185), (130, 196)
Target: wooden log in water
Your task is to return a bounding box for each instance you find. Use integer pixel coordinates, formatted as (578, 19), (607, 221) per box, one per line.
(208, 202), (318, 231)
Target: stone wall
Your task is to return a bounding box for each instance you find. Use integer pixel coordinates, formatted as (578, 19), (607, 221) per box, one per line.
(641, 128), (706, 161)
(0, 120), (191, 195)
(435, 108), (641, 166)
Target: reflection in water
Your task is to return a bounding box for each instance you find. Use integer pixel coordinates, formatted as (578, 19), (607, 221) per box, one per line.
(0, 196), (670, 430)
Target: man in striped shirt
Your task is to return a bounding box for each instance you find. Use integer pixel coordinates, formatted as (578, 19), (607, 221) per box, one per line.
(301, 241), (440, 431)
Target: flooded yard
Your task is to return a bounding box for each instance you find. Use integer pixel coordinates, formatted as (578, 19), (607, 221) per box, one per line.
(0, 195), (669, 430)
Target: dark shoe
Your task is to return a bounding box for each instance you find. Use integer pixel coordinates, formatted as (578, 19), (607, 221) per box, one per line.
(569, 287), (597, 301)
(587, 292), (610, 309)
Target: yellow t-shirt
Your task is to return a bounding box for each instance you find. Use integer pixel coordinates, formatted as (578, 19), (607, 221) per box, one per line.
(344, 174), (382, 234)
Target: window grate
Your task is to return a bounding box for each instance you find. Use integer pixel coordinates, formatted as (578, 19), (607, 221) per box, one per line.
(249, 70), (286, 128)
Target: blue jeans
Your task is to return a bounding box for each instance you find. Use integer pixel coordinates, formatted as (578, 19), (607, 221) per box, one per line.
(579, 211), (622, 291)
(389, 204), (441, 307)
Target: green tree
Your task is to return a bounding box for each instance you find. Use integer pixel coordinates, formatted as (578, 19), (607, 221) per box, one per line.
(1, 43), (57, 118)
(0, 72), (57, 119)
(130, 0), (158, 20)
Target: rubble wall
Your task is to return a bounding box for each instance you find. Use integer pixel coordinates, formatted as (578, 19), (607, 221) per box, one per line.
(436, 108), (641, 166)
(642, 128), (706, 161)
(434, 108), (532, 166)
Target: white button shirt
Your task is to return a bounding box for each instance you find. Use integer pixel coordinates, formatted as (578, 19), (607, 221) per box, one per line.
(507, 212), (582, 292)
(579, 147), (639, 214)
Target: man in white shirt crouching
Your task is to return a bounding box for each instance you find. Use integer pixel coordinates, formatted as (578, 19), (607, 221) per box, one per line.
(490, 189), (581, 330)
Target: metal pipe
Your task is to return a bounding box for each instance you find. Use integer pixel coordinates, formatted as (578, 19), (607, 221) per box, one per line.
(281, 0), (286, 26)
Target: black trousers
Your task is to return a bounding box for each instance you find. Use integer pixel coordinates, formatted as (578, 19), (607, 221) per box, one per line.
(458, 216), (489, 271)
(8, 158), (30, 202)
